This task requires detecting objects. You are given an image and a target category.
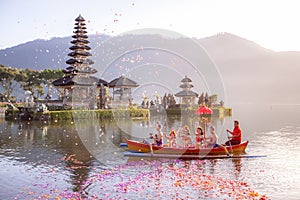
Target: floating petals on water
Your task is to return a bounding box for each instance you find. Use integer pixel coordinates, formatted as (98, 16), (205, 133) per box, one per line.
(17, 159), (270, 199)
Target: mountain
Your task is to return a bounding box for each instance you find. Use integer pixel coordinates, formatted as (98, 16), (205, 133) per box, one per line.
(0, 34), (109, 70)
(0, 32), (299, 105)
(199, 33), (300, 105)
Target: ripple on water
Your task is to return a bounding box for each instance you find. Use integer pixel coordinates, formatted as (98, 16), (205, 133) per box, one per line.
(1, 119), (300, 199)
(11, 157), (271, 200)
(248, 128), (300, 199)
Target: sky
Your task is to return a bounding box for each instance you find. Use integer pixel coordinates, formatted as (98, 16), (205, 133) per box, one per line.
(1, 0), (300, 51)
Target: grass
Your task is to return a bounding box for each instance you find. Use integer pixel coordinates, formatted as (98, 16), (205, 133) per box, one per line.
(45, 108), (150, 121)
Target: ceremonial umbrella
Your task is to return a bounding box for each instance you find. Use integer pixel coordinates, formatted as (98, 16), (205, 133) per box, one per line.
(195, 105), (213, 139)
(194, 105), (213, 115)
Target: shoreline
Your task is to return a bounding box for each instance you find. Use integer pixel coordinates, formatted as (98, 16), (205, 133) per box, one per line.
(3, 106), (231, 121)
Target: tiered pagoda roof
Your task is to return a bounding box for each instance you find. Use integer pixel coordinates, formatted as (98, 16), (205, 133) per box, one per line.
(175, 75), (198, 97)
(53, 14), (107, 87)
(65, 14), (96, 75)
(52, 75), (99, 86)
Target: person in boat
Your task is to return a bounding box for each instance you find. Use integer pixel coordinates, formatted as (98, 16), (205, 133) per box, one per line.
(204, 126), (218, 148)
(226, 120), (242, 146)
(164, 130), (177, 147)
(178, 125), (192, 147)
(195, 126), (205, 149)
(205, 126), (230, 156)
(152, 123), (163, 146)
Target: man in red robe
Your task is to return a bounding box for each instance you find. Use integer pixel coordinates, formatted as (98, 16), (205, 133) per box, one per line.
(226, 120), (242, 146)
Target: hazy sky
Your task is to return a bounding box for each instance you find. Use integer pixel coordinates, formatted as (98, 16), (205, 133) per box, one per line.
(1, 0), (300, 51)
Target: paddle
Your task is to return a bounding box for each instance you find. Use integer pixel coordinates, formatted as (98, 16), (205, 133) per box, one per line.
(149, 143), (153, 155)
(226, 130), (233, 154)
(161, 120), (167, 134)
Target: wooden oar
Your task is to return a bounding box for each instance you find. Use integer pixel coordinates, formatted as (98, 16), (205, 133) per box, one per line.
(149, 143), (153, 155)
(226, 130), (233, 154)
(161, 120), (167, 131)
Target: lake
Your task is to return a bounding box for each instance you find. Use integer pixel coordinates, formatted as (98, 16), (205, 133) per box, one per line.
(0, 104), (300, 199)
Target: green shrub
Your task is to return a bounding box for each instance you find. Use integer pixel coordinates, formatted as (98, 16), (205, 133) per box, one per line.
(129, 108), (150, 118)
(47, 108), (150, 121)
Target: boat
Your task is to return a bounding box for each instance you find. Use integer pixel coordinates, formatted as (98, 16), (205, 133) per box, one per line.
(126, 139), (248, 155)
(123, 152), (265, 159)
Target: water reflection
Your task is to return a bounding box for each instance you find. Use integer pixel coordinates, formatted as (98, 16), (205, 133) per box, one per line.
(1, 105), (300, 199)
(0, 114), (231, 199)
(231, 158), (242, 178)
(0, 120), (96, 193)
(0, 115), (229, 158)
(207, 159), (218, 174)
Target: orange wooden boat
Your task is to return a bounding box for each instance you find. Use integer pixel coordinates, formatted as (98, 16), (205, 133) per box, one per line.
(126, 139), (248, 155)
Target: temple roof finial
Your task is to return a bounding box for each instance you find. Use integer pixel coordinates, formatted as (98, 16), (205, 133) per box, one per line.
(75, 14), (85, 22)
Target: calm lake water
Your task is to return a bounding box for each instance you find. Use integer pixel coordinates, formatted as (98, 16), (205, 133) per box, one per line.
(0, 104), (300, 199)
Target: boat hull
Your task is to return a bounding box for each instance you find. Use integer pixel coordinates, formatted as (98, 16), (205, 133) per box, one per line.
(126, 139), (248, 155)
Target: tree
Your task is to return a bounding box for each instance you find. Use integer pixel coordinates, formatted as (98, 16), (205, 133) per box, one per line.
(209, 94), (218, 105)
(40, 69), (64, 98)
(204, 92), (209, 105)
(19, 68), (44, 99)
(40, 69), (64, 85)
(0, 65), (23, 101)
(198, 92), (204, 105)
(0, 65), (64, 101)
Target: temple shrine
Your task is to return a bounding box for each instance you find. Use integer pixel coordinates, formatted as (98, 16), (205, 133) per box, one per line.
(175, 76), (198, 106)
(52, 15), (107, 109)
